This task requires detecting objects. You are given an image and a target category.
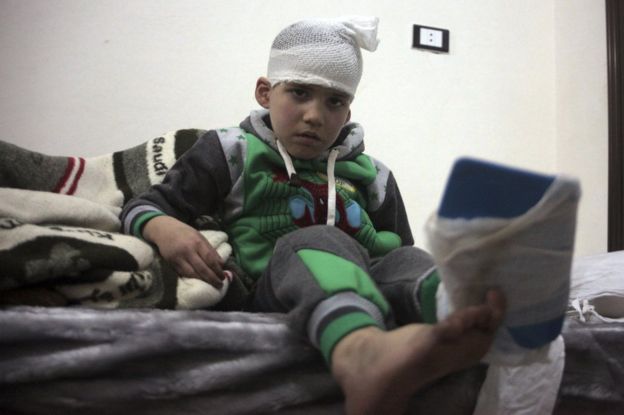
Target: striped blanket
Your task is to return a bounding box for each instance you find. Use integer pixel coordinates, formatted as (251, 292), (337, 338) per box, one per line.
(0, 131), (247, 309)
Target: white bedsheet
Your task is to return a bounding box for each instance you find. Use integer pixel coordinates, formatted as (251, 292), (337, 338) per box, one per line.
(569, 250), (624, 323)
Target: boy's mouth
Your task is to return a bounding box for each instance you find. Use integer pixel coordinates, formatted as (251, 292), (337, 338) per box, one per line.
(297, 131), (321, 141)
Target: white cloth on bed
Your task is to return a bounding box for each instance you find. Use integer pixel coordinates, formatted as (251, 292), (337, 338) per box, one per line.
(568, 250), (624, 323)
(474, 335), (565, 415)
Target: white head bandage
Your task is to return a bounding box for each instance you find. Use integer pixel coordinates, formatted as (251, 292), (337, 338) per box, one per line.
(267, 16), (380, 97)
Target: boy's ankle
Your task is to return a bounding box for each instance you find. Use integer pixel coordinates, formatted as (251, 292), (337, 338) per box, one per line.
(330, 326), (382, 376)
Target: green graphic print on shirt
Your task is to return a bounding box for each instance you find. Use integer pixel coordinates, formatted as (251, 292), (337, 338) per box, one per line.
(226, 134), (402, 280)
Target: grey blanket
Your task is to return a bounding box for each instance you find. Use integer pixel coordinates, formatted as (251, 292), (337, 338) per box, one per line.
(0, 306), (488, 415)
(0, 308), (338, 414)
(0, 307), (623, 414)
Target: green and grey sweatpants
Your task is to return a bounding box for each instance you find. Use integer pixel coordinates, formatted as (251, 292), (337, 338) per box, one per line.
(250, 225), (440, 363)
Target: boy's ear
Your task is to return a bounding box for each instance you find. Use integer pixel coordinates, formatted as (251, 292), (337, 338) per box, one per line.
(255, 77), (272, 109)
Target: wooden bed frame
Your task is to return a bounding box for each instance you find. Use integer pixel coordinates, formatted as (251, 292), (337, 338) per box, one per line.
(607, 0), (624, 251)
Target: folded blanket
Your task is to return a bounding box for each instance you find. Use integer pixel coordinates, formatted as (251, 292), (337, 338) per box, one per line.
(0, 131), (249, 310)
(0, 129), (202, 205)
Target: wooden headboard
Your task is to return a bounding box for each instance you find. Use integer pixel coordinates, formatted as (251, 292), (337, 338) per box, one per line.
(607, 0), (623, 251)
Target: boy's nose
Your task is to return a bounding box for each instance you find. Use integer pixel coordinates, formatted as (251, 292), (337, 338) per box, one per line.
(302, 100), (323, 126)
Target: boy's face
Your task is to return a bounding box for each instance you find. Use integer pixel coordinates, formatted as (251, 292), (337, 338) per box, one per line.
(255, 77), (352, 160)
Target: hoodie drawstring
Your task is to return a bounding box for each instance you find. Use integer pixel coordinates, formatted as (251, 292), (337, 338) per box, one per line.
(276, 140), (298, 182)
(326, 148), (340, 226)
(275, 140), (340, 227)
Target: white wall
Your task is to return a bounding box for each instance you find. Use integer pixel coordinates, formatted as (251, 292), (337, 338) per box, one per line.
(0, 0), (608, 256)
(555, 0), (608, 256)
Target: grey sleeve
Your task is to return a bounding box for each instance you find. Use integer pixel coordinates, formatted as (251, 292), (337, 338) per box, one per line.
(120, 130), (232, 226)
(368, 172), (415, 247)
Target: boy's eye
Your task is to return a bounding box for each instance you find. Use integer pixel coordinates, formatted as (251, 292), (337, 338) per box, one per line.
(289, 88), (308, 98)
(329, 96), (347, 108)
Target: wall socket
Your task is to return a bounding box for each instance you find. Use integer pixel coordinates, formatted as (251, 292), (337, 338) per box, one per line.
(413, 24), (450, 53)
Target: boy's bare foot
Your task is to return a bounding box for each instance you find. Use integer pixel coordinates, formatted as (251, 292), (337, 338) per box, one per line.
(331, 289), (506, 415)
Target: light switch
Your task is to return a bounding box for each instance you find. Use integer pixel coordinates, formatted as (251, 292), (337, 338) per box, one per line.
(413, 24), (450, 53)
(420, 28), (443, 48)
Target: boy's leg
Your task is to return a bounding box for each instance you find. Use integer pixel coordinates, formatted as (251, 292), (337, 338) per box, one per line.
(252, 227), (440, 349)
(251, 225), (391, 363)
(369, 246), (441, 326)
(251, 225), (505, 414)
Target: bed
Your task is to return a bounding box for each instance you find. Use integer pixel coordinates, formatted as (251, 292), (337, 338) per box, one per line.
(1, 133), (623, 414)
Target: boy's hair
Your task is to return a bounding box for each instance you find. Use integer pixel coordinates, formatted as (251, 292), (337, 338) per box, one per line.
(267, 16), (380, 97)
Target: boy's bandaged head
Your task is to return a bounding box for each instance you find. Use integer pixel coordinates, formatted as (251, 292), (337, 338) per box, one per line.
(267, 16), (380, 97)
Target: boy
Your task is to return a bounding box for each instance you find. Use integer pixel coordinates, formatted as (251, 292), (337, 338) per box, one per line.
(121, 16), (505, 414)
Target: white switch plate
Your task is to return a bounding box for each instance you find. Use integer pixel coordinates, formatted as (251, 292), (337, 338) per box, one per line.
(413, 24), (449, 53)
(420, 28), (443, 48)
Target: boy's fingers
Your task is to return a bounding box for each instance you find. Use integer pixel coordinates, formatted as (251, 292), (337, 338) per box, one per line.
(485, 289), (506, 329)
(171, 254), (223, 289)
(486, 289), (506, 314)
(173, 262), (196, 282)
(199, 269), (224, 289)
(189, 255), (224, 289)
(197, 244), (225, 279)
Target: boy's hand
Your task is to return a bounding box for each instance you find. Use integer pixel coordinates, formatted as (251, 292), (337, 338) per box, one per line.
(142, 215), (225, 289)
